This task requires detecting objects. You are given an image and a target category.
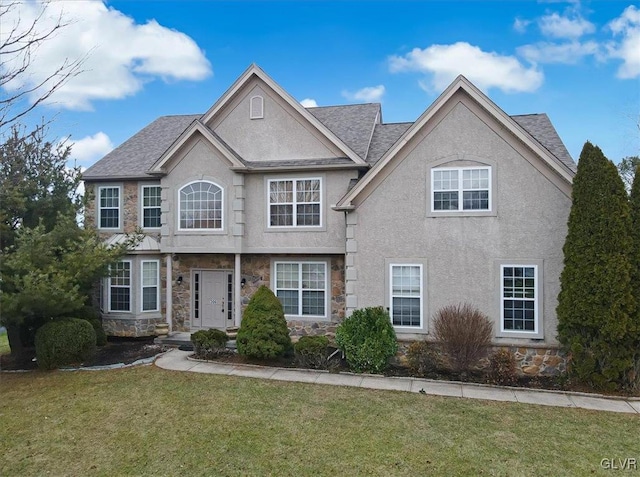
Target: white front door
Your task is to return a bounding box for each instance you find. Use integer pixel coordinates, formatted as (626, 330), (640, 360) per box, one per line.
(192, 271), (229, 330)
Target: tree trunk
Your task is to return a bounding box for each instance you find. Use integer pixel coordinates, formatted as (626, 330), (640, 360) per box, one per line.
(6, 324), (23, 359)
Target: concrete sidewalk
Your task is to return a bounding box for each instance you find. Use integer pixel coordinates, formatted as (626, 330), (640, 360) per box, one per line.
(155, 349), (640, 414)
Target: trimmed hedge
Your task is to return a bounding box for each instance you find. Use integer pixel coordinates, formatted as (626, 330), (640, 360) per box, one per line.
(191, 329), (229, 358)
(237, 285), (292, 359)
(335, 306), (398, 373)
(35, 318), (96, 370)
(294, 335), (329, 369)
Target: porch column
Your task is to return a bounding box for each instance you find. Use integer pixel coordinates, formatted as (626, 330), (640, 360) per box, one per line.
(234, 253), (242, 328)
(166, 254), (173, 332)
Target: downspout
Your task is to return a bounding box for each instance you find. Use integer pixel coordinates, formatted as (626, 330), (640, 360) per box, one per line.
(166, 254), (173, 332)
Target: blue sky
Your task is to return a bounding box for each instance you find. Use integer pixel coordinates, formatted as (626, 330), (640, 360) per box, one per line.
(2, 1), (638, 168)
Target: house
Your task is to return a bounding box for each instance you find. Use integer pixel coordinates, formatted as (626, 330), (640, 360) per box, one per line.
(83, 64), (575, 373)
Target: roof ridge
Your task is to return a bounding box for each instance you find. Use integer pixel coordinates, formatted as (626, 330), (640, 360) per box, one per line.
(306, 103), (382, 110)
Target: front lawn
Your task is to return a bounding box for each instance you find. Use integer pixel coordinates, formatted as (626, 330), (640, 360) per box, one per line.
(0, 366), (638, 476)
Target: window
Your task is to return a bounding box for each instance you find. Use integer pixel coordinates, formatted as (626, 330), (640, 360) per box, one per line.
(432, 167), (490, 211)
(250, 95), (264, 119)
(109, 261), (131, 312)
(268, 178), (321, 227)
(142, 186), (161, 228)
(99, 186), (120, 228)
(390, 264), (422, 328)
(501, 265), (538, 333)
(179, 181), (223, 230)
(275, 262), (327, 317)
(141, 260), (159, 312)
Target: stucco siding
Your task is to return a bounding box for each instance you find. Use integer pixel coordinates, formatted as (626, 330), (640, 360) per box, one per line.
(212, 83), (345, 162)
(241, 170), (357, 252)
(352, 101), (571, 346)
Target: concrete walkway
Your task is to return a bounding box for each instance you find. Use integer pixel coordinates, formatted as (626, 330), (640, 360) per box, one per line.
(155, 349), (640, 414)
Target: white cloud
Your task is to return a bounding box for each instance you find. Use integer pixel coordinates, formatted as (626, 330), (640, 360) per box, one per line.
(606, 5), (640, 78)
(300, 98), (318, 108)
(538, 12), (595, 39)
(68, 132), (114, 163)
(389, 42), (543, 93)
(0, 0), (212, 111)
(513, 18), (531, 33)
(342, 85), (386, 102)
(517, 40), (599, 64)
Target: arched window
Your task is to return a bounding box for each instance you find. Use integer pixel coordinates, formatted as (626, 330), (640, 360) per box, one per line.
(250, 95), (264, 119)
(179, 181), (223, 230)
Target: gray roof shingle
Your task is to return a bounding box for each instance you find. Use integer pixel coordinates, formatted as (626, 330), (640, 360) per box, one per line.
(366, 122), (413, 164)
(83, 114), (200, 180)
(512, 114), (576, 172)
(83, 106), (575, 180)
(307, 103), (380, 160)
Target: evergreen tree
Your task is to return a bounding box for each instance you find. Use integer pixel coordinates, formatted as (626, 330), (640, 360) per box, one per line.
(557, 142), (637, 391)
(630, 165), (640, 387)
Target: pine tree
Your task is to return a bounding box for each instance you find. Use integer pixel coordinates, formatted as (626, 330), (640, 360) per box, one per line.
(557, 142), (637, 390)
(629, 165), (640, 388)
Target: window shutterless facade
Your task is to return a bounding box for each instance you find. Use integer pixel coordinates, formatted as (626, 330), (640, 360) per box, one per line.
(390, 264), (423, 328)
(501, 265), (538, 333)
(141, 260), (159, 312)
(99, 186), (120, 229)
(179, 181), (223, 230)
(274, 261), (327, 317)
(431, 167), (491, 212)
(268, 178), (322, 228)
(142, 185), (162, 228)
(109, 261), (131, 312)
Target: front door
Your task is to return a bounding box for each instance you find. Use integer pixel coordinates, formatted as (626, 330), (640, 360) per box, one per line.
(192, 271), (229, 330)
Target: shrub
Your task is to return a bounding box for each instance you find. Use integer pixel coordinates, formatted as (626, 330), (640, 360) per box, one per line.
(191, 329), (229, 358)
(406, 341), (443, 377)
(487, 348), (518, 386)
(557, 142), (637, 391)
(62, 305), (106, 346)
(294, 335), (329, 369)
(432, 303), (492, 373)
(237, 285), (292, 359)
(335, 306), (398, 373)
(35, 318), (96, 370)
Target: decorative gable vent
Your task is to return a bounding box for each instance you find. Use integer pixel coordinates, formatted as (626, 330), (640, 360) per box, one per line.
(250, 95), (264, 119)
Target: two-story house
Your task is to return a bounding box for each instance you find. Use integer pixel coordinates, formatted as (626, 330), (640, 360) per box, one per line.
(84, 64), (575, 370)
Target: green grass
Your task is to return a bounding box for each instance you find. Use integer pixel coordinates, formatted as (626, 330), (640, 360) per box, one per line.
(1, 366), (638, 476)
(0, 331), (9, 355)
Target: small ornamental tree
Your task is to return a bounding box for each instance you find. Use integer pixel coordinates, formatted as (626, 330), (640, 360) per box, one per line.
(557, 142), (637, 391)
(237, 285), (292, 359)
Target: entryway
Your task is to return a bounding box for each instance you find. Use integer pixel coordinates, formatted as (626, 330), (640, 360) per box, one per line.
(191, 270), (233, 330)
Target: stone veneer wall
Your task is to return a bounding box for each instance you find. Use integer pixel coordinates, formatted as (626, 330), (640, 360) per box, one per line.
(170, 253), (346, 334)
(84, 181), (142, 236)
(396, 341), (567, 377)
(102, 316), (165, 337)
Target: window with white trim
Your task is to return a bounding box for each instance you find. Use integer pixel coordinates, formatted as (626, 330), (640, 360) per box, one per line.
(390, 264), (422, 328)
(250, 95), (264, 119)
(141, 260), (159, 312)
(268, 178), (321, 227)
(501, 265), (538, 333)
(432, 167), (491, 211)
(99, 186), (120, 228)
(109, 261), (131, 312)
(275, 261), (327, 317)
(179, 181), (223, 230)
(142, 185), (161, 228)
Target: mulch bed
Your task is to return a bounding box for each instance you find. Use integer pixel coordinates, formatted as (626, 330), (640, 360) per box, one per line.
(0, 337), (167, 371)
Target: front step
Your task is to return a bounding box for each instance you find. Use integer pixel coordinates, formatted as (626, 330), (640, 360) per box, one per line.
(155, 329), (239, 350)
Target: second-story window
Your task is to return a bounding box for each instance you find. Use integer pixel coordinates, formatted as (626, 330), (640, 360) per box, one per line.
(99, 186), (120, 229)
(142, 185), (161, 228)
(431, 167), (491, 212)
(179, 181), (223, 230)
(268, 178), (321, 227)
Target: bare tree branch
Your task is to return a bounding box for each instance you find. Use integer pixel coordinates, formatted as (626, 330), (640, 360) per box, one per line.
(0, 1), (86, 129)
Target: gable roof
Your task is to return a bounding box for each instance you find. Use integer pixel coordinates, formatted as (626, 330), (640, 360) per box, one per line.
(366, 122), (413, 164)
(335, 75), (576, 209)
(83, 114), (200, 180)
(201, 64), (367, 166)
